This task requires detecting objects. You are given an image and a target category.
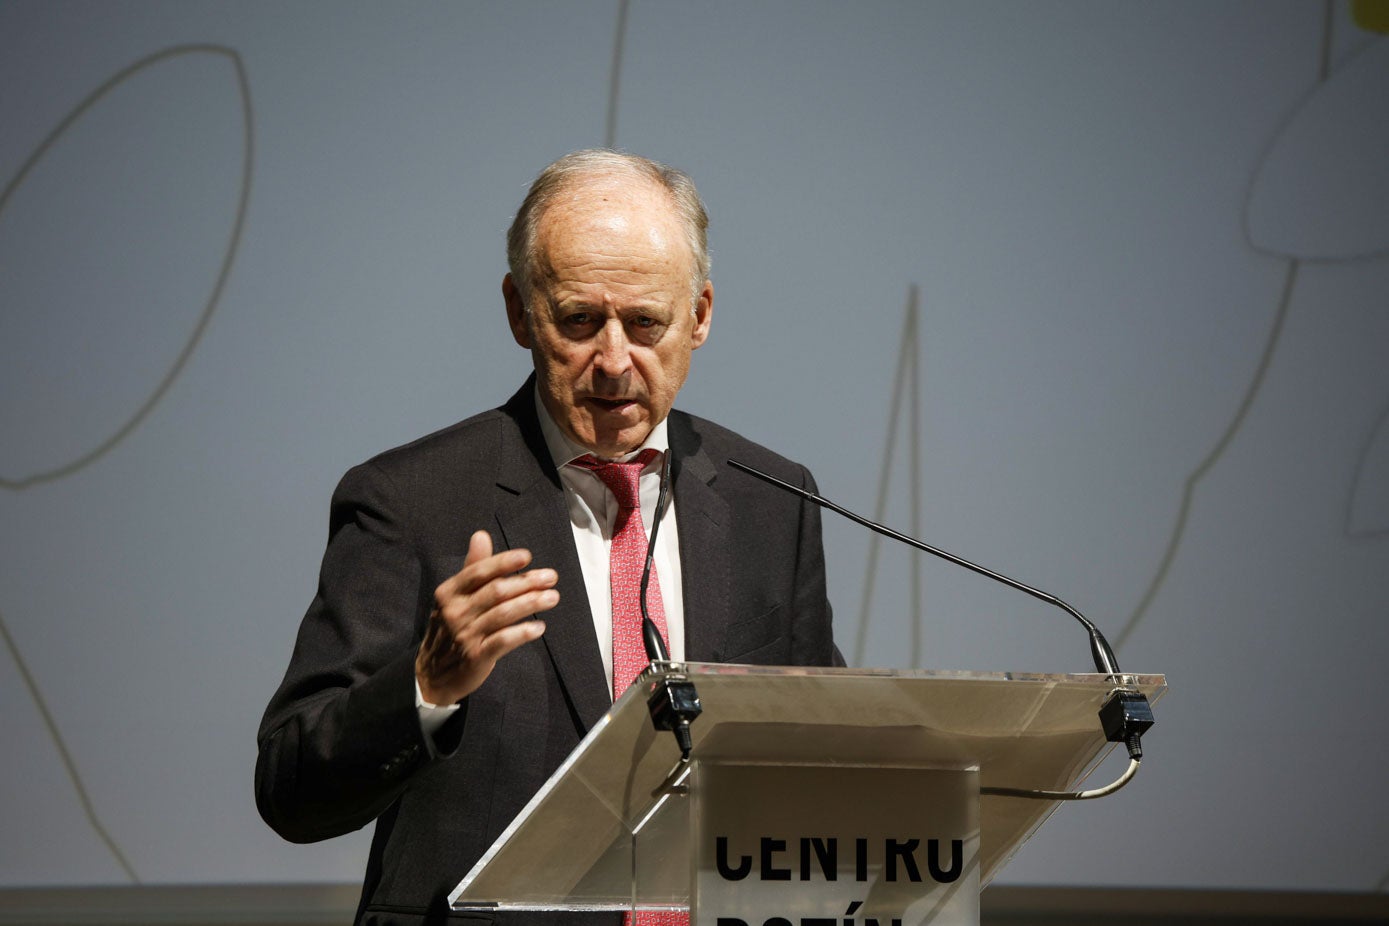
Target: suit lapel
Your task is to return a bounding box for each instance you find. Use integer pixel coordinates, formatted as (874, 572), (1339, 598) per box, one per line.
(492, 387), (612, 733)
(671, 415), (733, 663)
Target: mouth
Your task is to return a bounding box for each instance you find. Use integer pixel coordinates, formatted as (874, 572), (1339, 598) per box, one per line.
(585, 396), (640, 414)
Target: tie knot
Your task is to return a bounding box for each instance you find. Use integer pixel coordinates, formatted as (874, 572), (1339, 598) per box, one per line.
(570, 448), (660, 509)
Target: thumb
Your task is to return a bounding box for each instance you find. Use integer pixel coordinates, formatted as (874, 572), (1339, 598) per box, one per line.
(465, 529), (493, 565)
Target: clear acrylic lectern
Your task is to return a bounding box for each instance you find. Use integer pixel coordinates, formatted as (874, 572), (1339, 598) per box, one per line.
(450, 663), (1165, 920)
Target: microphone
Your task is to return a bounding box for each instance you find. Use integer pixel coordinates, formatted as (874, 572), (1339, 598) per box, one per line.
(726, 458), (1153, 759)
(640, 448), (700, 759)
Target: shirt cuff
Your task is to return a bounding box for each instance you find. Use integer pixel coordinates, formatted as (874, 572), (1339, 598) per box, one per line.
(416, 677), (461, 752)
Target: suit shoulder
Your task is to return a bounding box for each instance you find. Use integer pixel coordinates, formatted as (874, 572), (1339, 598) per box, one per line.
(673, 410), (811, 484)
(366, 406), (510, 470)
(331, 401), (526, 504)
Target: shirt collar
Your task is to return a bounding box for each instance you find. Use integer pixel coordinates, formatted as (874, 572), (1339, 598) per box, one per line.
(533, 384), (669, 468)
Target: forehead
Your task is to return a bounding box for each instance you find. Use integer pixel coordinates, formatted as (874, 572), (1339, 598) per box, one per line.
(535, 176), (693, 283)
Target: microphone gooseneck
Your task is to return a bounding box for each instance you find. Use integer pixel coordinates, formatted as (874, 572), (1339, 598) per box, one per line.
(639, 450), (673, 663)
(726, 458), (1120, 674)
(726, 457), (1152, 761)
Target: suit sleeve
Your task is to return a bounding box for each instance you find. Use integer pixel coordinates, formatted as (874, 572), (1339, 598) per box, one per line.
(254, 461), (466, 843)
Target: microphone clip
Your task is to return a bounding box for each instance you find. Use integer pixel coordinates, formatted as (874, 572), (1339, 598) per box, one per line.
(1099, 688), (1155, 760)
(644, 665), (702, 760)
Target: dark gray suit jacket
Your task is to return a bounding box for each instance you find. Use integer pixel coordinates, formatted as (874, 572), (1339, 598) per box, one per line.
(255, 380), (839, 925)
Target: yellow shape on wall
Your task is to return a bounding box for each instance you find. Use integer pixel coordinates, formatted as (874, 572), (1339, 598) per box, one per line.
(1353, 0), (1389, 33)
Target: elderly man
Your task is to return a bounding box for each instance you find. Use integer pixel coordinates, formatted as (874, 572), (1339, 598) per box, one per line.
(256, 150), (840, 926)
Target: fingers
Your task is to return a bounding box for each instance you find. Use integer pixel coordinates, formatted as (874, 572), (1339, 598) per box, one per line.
(435, 532), (557, 618)
(461, 615), (547, 666)
(436, 531), (533, 602)
(436, 557), (557, 617)
(424, 532), (558, 683)
(443, 578), (557, 655)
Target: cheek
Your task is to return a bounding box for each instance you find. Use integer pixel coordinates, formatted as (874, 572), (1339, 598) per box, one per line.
(647, 349), (691, 399)
(538, 343), (587, 381)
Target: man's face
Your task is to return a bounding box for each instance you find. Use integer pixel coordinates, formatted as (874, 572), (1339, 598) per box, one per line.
(504, 179), (713, 459)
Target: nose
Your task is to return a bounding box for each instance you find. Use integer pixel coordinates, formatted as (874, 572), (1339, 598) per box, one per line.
(593, 317), (632, 378)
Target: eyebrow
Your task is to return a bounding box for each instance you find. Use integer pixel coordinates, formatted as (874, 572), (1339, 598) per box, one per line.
(549, 297), (675, 316)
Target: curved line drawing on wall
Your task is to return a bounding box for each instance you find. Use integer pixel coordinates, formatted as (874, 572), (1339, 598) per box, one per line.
(1244, 34), (1389, 548)
(1114, 262), (1297, 651)
(1243, 39), (1389, 263)
(853, 286), (922, 667)
(605, 0), (630, 148)
(0, 42), (254, 883)
(0, 44), (254, 490)
(1347, 400), (1389, 538)
(1113, 12), (1362, 651)
(0, 606), (139, 881)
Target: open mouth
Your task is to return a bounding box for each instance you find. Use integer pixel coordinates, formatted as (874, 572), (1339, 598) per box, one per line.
(587, 397), (638, 412)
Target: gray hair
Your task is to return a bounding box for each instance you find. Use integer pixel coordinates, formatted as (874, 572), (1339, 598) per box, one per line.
(506, 149), (711, 305)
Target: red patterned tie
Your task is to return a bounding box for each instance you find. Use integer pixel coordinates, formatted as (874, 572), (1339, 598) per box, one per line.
(569, 449), (672, 700)
(570, 451), (688, 926)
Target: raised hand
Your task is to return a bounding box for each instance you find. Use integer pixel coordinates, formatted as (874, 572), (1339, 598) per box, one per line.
(414, 530), (558, 705)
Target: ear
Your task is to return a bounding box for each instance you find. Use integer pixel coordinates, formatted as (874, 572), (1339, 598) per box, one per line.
(502, 274), (531, 349)
(690, 280), (713, 350)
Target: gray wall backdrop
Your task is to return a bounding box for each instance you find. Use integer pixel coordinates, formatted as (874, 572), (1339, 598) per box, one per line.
(2, 0), (1388, 896)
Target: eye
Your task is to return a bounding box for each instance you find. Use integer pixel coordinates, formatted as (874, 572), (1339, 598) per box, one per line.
(627, 315), (668, 345)
(558, 311), (600, 336)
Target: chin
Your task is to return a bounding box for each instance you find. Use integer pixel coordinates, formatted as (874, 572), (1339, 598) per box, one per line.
(580, 421), (649, 455)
